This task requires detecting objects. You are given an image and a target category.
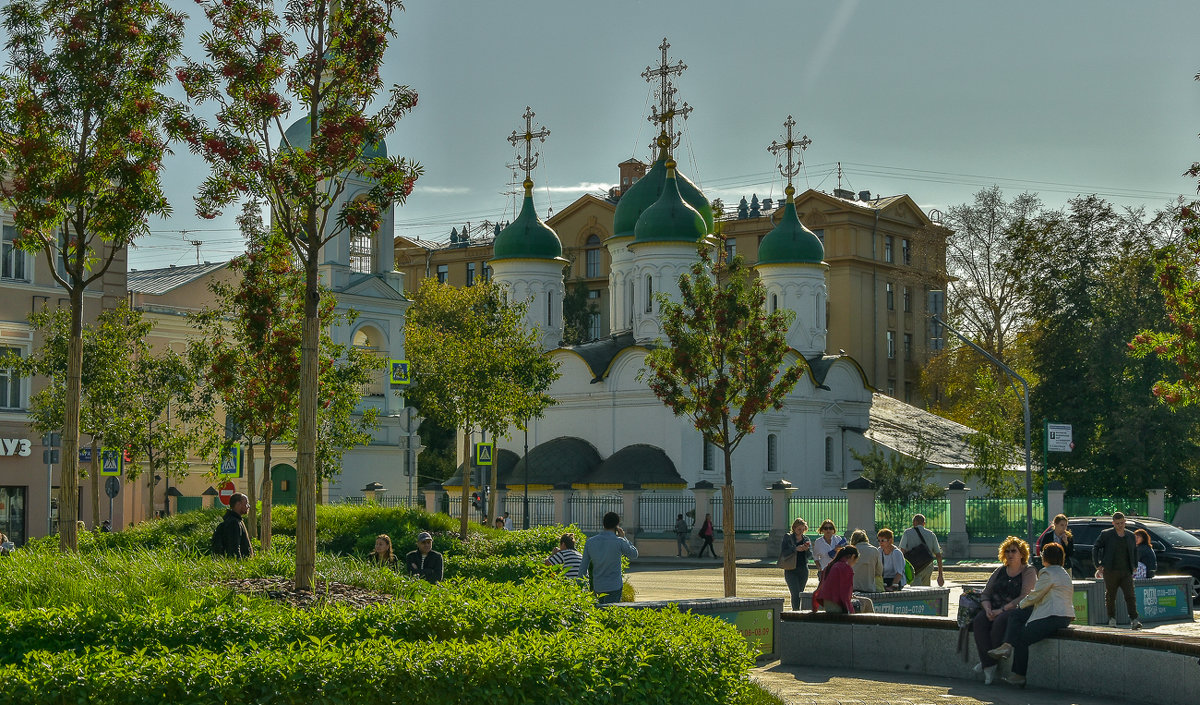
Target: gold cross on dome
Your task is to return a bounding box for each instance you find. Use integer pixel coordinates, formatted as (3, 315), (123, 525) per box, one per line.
(641, 38), (691, 150)
(767, 115), (811, 197)
(507, 106), (550, 190)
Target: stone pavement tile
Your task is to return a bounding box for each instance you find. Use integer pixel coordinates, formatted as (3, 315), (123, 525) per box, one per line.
(751, 661), (1150, 705)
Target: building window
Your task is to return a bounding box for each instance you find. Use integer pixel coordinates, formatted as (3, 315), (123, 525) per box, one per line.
(588, 289), (600, 300)
(588, 312), (601, 340)
(905, 383), (914, 404)
(585, 235), (602, 278)
(771, 293), (778, 313)
(903, 286), (912, 313)
(724, 240), (736, 261)
(885, 282), (894, 311)
(886, 330), (896, 359)
(703, 438), (715, 473)
(904, 333), (913, 359)
(546, 291), (553, 326)
(2, 225), (27, 281)
(884, 236), (894, 263)
(436, 264), (448, 283)
(628, 281), (635, 323)
(0, 347), (22, 409)
(767, 434), (778, 472)
(483, 265), (492, 282)
(645, 275), (653, 313)
(887, 379), (896, 396)
(824, 436), (834, 473)
(349, 230), (373, 274)
(902, 238), (911, 265)
(466, 262), (476, 286)
(0, 486), (26, 547)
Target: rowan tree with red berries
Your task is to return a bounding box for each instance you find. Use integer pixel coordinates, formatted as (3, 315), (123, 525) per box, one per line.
(1130, 69), (1200, 408)
(0, 0), (185, 551)
(174, 0), (420, 589)
(643, 242), (805, 596)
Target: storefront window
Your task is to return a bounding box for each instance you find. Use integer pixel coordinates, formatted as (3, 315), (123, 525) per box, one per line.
(0, 486), (27, 546)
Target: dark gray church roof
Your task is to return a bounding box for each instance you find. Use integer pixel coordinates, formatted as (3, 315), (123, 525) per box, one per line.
(443, 448), (520, 488)
(508, 436), (603, 488)
(865, 392), (980, 470)
(558, 332), (642, 382)
(128, 261), (228, 295)
(581, 444), (686, 489)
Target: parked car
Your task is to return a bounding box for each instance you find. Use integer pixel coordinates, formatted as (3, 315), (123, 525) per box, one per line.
(1062, 516), (1200, 601)
(1187, 529), (1200, 542)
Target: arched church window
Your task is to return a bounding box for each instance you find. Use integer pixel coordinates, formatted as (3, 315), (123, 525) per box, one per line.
(585, 234), (602, 278)
(352, 326), (385, 397)
(645, 275), (653, 314)
(348, 195), (375, 274)
(824, 436), (834, 473)
(767, 434), (778, 472)
(547, 291), (554, 326)
(771, 293), (778, 314)
(703, 438), (714, 473)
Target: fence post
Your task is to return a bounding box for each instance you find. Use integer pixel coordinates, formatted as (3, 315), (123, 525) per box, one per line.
(362, 482), (385, 504)
(843, 476), (876, 539)
(552, 485), (571, 527)
(692, 480), (715, 530)
(769, 480), (797, 559)
(423, 483), (443, 515)
(622, 487), (643, 540)
(946, 480), (969, 559)
(1147, 488), (1166, 521)
(1046, 481), (1065, 520)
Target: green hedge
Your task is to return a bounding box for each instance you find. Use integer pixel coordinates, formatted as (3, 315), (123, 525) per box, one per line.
(0, 577), (596, 664)
(0, 603), (753, 705)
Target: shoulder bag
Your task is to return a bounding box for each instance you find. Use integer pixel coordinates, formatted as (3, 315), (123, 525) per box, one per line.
(905, 528), (935, 574)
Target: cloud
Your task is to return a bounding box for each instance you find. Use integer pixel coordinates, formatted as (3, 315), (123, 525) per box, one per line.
(415, 185), (471, 195)
(540, 182), (614, 194)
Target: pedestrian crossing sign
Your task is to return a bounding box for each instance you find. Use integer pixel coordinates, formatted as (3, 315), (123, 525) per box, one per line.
(219, 445), (242, 477)
(474, 441), (494, 466)
(100, 448), (123, 477)
(389, 359), (410, 385)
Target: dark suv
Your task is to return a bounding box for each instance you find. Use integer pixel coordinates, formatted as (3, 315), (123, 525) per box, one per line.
(1063, 516), (1200, 601)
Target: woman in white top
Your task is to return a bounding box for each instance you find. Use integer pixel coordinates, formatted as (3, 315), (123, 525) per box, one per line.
(987, 542), (1075, 687)
(877, 528), (906, 590)
(812, 519), (847, 579)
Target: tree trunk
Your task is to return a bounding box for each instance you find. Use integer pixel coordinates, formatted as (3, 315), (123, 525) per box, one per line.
(294, 251), (320, 591)
(60, 288), (85, 550)
(722, 449), (737, 597)
(89, 437), (99, 530)
(460, 428), (471, 540)
(245, 439), (257, 539)
(261, 440), (273, 552)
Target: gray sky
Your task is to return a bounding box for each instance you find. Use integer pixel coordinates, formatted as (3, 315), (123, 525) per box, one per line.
(137, 0), (1200, 270)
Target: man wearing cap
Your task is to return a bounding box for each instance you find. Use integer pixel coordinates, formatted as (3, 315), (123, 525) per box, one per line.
(578, 512), (638, 603)
(407, 532), (443, 584)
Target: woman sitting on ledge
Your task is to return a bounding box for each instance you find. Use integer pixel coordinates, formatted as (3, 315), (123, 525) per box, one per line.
(812, 546), (874, 614)
(987, 541), (1075, 687)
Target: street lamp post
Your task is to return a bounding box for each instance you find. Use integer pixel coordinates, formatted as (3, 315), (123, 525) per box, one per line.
(931, 311), (1035, 548)
(522, 422), (530, 530)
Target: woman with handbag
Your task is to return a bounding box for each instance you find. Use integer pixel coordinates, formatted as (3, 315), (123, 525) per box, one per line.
(697, 513), (717, 558)
(780, 518), (813, 610)
(973, 536), (1036, 684)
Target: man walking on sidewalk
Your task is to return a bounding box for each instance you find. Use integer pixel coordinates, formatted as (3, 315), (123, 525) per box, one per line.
(1093, 511), (1142, 629)
(579, 512), (638, 604)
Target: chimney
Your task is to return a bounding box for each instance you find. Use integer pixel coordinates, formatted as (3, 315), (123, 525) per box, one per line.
(858, 190), (871, 202)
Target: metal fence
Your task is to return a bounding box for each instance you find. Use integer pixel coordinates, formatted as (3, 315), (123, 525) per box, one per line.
(875, 499), (951, 539)
(787, 496), (848, 533)
(1063, 496), (1148, 518)
(966, 498), (1047, 543)
(568, 495), (624, 532)
(502, 494), (556, 528)
(709, 496), (773, 533)
(342, 495), (422, 509)
(638, 493), (695, 533)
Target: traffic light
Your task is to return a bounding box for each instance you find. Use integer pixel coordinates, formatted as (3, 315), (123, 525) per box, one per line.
(471, 491), (482, 511)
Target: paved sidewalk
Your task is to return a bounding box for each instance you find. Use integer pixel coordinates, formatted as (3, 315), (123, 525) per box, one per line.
(752, 662), (1150, 705)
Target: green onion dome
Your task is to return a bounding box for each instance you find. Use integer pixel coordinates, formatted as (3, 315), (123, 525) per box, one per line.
(755, 185), (824, 264)
(612, 133), (713, 240)
(631, 160), (707, 245)
(281, 117), (387, 160)
(491, 180), (564, 261)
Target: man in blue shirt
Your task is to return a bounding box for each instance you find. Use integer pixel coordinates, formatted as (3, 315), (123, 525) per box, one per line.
(578, 511), (638, 603)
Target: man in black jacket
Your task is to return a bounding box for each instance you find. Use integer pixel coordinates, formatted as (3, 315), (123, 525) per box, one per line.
(213, 493), (254, 559)
(1093, 512), (1140, 629)
(406, 531), (443, 583)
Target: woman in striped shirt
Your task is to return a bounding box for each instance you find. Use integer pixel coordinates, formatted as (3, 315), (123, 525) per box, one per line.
(545, 533), (583, 579)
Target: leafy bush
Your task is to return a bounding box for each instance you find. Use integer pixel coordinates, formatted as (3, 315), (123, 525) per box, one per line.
(0, 608), (754, 705)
